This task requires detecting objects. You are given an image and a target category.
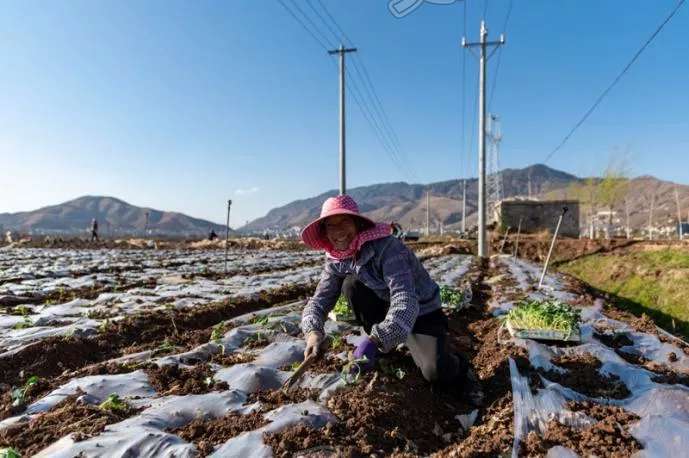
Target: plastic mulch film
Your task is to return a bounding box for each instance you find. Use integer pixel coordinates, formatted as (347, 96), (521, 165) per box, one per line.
(508, 358), (594, 458)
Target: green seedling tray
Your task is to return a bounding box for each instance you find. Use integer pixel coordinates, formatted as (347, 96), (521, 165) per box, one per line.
(506, 321), (581, 342)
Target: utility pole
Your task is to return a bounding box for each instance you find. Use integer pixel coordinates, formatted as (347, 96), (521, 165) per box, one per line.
(224, 199), (232, 274)
(461, 179), (467, 234)
(624, 198), (631, 239)
(426, 191), (431, 236)
(675, 187), (683, 240)
(463, 21), (505, 258)
(648, 193), (655, 241)
(144, 211), (150, 237)
(328, 44), (357, 195)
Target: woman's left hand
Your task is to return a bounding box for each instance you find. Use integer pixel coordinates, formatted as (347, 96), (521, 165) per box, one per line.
(353, 337), (379, 371)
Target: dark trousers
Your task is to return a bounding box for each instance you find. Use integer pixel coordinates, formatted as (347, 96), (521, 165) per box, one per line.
(341, 274), (467, 388)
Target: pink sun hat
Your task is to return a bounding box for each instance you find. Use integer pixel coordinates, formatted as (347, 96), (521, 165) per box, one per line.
(301, 194), (376, 250)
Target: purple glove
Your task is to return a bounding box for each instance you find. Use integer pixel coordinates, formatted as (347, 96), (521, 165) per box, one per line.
(353, 337), (378, 372)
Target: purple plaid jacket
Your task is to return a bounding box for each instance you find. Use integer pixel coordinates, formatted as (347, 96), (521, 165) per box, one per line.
(301, 236), (441, 352)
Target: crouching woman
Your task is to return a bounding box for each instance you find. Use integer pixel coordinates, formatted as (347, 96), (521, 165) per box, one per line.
(300, 194), (471, 392)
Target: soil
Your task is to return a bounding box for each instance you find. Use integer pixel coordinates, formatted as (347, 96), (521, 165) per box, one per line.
(521, 401), (641, 457)
(0, 376), (52, 421)
(433, 393), (514, 458)
(145, 364), (229, 396)
(248, 388), (320, 412)
(0, 394), (137, 456)
(542, 353), (631, 399)
(171, 410), (269, 457)
(265, 350), (474, 457)
(211, 351), (257, 366)
(594, 330), (634, 349)
(0, 281), (317, 390)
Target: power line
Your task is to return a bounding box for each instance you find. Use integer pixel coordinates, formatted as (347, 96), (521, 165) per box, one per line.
(276, 0), (330, 51)
(315, 0), (412, 170)
(313, 0), (418, 182)
(286, 0), (336, 49)
(488, 0), (513, 108)
(544, 0), (686, 164)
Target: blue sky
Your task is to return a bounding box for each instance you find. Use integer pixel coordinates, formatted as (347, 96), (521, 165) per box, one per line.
(1, 0), (687, 226)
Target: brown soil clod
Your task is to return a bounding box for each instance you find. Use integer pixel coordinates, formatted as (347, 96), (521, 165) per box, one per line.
(171, 410), (269, 457)
(145, 364), (228, 396)
(542, 353), (631, 399)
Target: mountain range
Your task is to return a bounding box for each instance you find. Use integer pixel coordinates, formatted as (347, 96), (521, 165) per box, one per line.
(0, 196), (228, 237)
(242, 164), (689, 235)
(3, 165), (687, 237)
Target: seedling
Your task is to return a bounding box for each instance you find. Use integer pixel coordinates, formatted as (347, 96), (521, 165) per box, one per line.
(340, 357), (369, 385)
(244, 331), (268, 347)
(330, 333), (344, 351)
(289, 361), (301, 371)
(440, 285), (465, 310)
(251, 315), (270, 327)
(211, 323), (226, 344)
(98, 319), (111, 333)
(332, 296), (350, 316)
(153, 339), (176, 356)
(11, 305), (30, 316)
(379, 360), (407, 380)
(204, 376), (215, 386)
(99, 393), (129, 412)
(13, 316), (32, 330)
(505, 299), (581, 340)
(0, 447), (21, 458)
(11, 375), (39, 407)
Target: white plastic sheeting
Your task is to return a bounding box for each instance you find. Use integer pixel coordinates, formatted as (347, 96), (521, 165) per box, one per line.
(499, 256), (689, 458)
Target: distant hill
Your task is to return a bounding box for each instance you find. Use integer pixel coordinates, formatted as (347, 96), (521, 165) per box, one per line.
(242, 164), (689, 236)
(0, 196), (229, 237)
(242, 164), (581, 232)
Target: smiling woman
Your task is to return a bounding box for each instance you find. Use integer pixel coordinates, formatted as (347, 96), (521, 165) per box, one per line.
(299, 194), (480, 402)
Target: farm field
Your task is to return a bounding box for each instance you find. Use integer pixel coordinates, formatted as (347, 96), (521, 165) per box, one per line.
(0, 246), (688, 457)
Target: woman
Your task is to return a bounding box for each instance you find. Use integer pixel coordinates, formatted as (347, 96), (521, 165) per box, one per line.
(300, 194), (472, 393)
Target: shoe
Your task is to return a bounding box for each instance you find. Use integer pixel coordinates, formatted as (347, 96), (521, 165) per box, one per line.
(462, 368), (485, 407)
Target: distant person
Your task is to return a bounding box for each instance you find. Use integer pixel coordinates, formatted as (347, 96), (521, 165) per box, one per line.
(4, 230), (13, 244)
(300, 194), (479, 400)
(91, 218), (99, 242)
(208, 229), (218, 241)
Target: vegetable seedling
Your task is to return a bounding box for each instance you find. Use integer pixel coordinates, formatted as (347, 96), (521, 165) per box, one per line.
(12, 316), (32, 330)
(340, 357), (369, 385)
(505, 299), (581, 341)
(251, 315), (270, 327)
(0, 447), (21, 458)
(99, 393), (129, 413)
(11, 375), (39, 407)
(440, 286), (465, 311)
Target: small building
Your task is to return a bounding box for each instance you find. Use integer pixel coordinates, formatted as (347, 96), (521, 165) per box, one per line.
(499, 199), (580, 237)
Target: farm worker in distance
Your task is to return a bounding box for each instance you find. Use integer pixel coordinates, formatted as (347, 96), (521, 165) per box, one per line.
(300, 194), (475, 395)
(90, 218), (99, 242)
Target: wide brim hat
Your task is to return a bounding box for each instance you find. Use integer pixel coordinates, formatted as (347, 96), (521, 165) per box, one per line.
(301, 194), (375, 250)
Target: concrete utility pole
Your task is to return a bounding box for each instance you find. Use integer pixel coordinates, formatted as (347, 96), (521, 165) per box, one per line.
(224, 199), (232, 274)
(461, 179), (467, 234)
(426, 191), (431, 236)
(675, 187), (683, 240)
(648, 193), (655, 241)
(328, 45), (357, 195)
(462, 21), (505, 258)
(624, 198), (631, 239)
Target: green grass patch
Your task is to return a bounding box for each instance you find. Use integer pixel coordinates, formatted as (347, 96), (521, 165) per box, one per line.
(559, 248), (689, 339)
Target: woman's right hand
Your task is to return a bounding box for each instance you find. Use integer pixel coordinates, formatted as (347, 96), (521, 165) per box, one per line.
(304, 331), (324, 359)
